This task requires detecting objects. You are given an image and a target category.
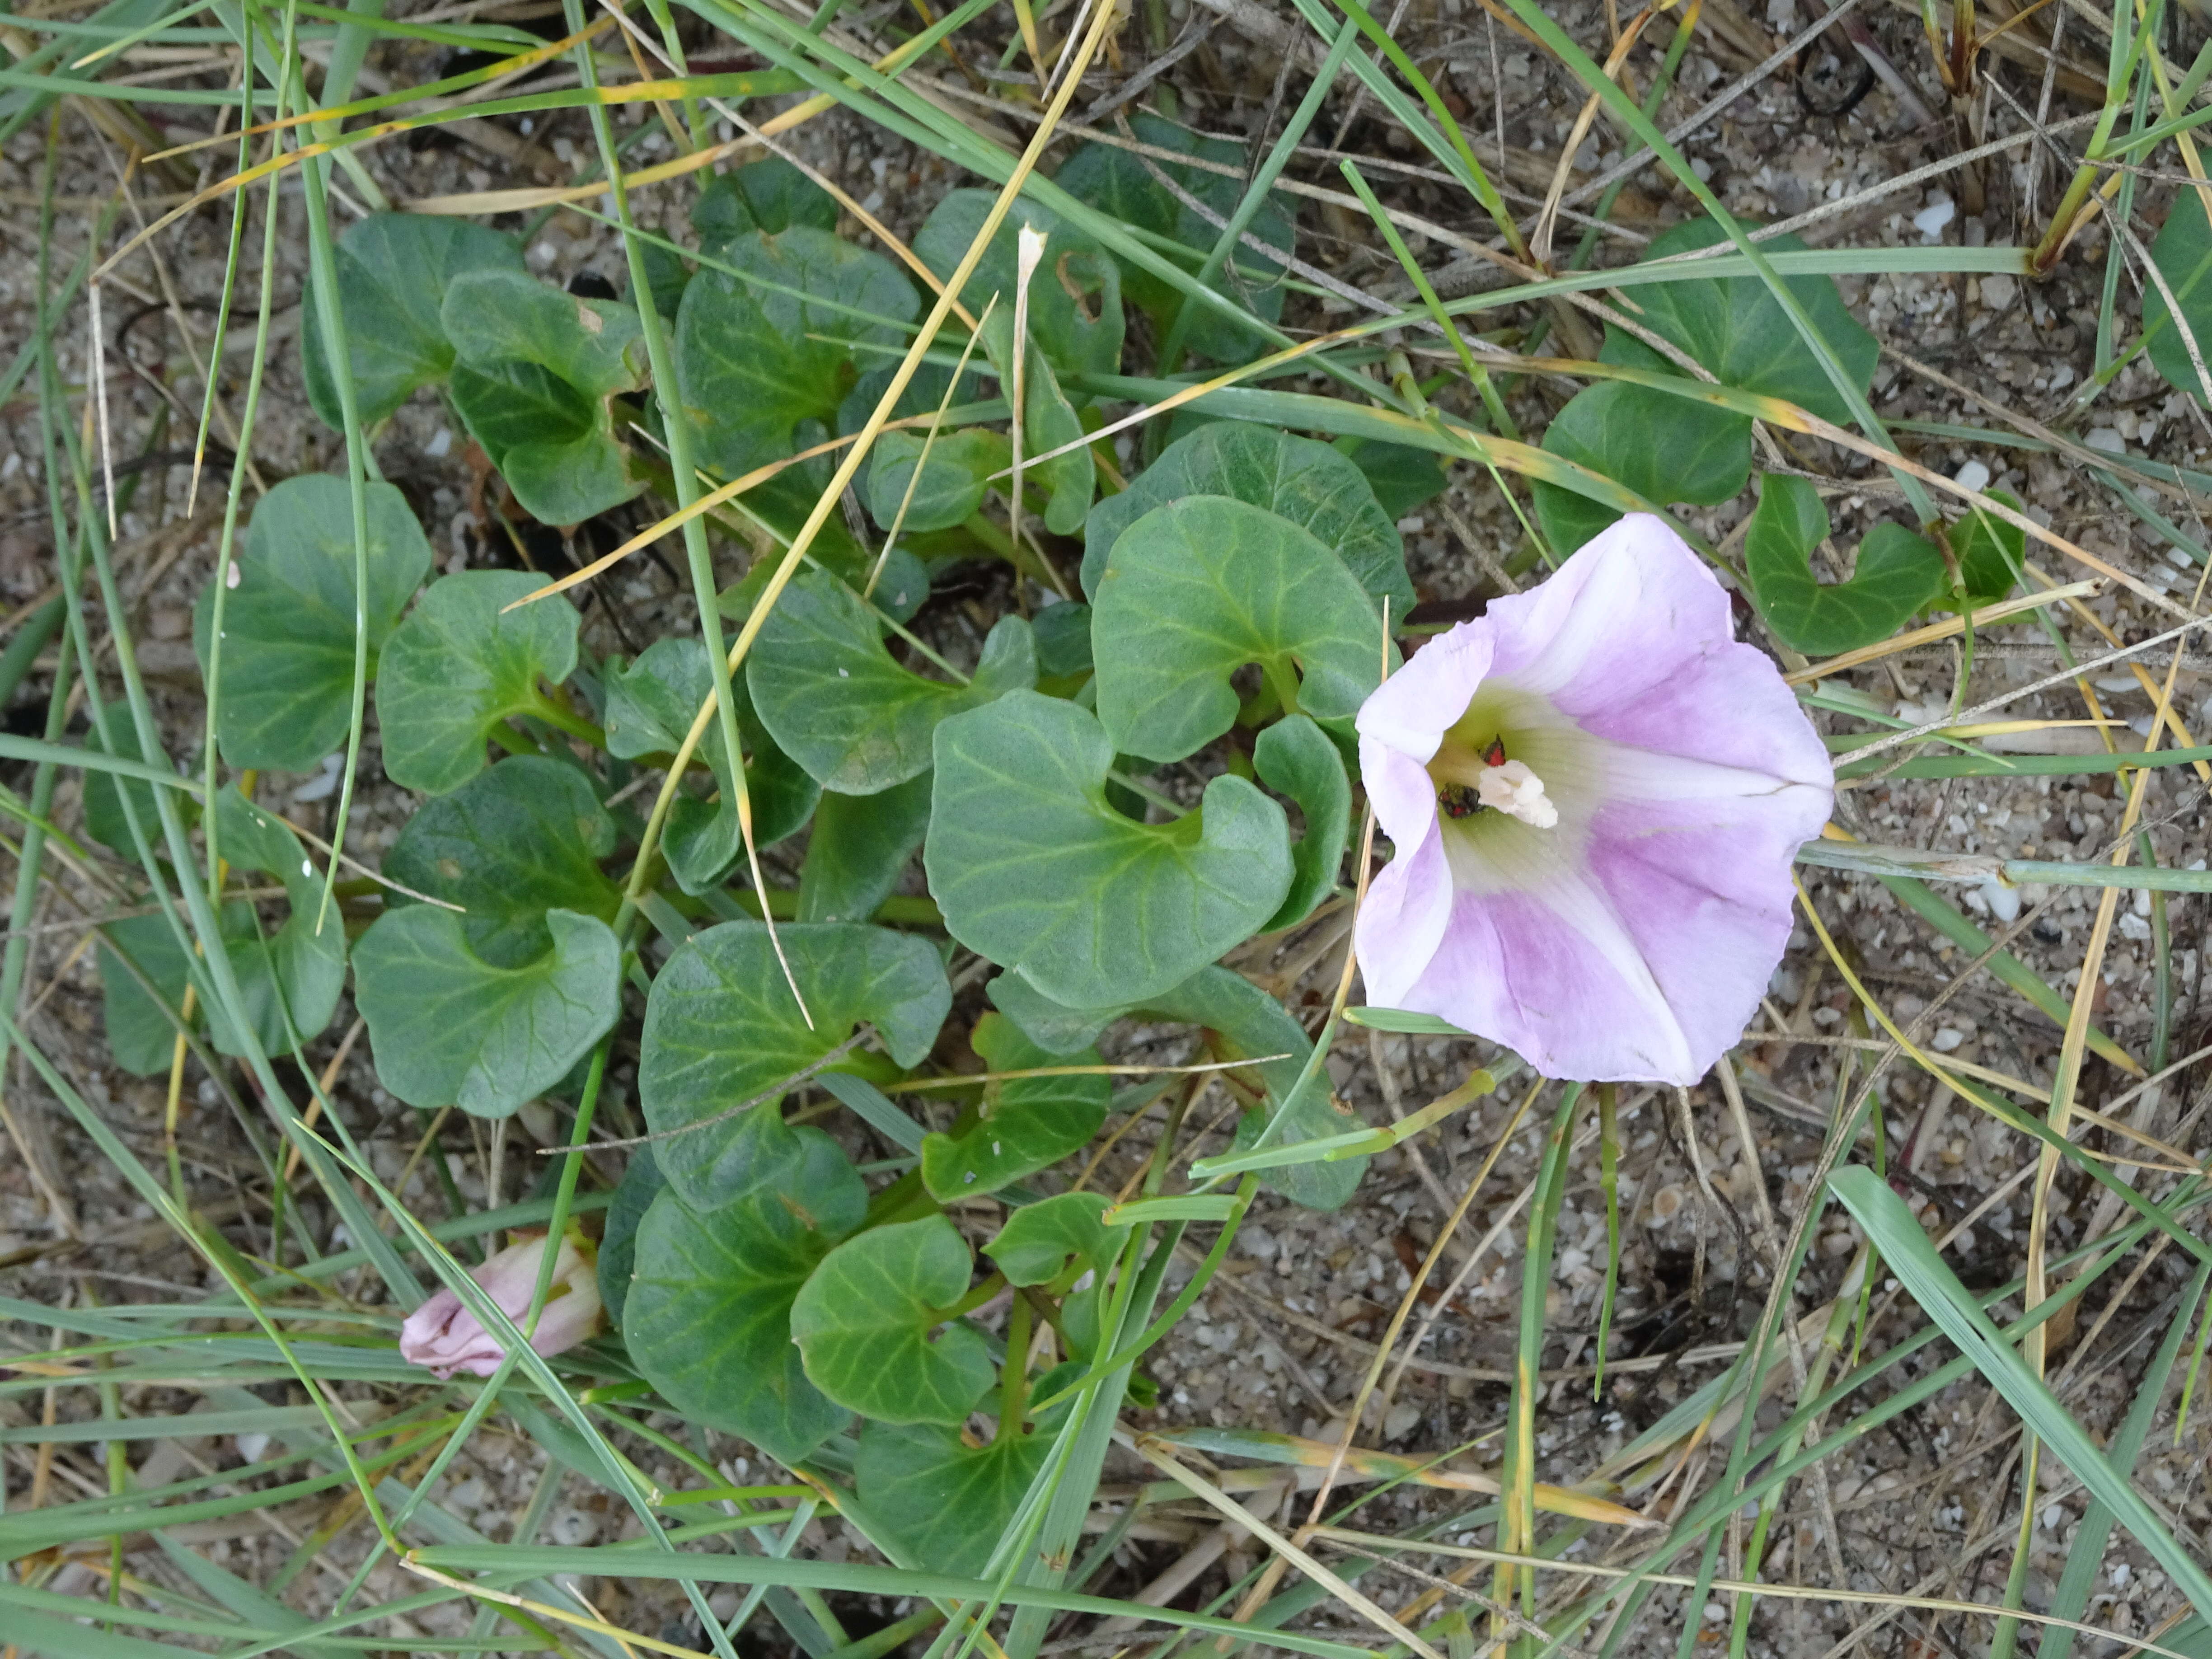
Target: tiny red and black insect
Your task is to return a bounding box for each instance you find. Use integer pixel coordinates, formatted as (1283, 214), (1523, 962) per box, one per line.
(1437, 783), (1483, 819)
(1483, 737), (1507, 767)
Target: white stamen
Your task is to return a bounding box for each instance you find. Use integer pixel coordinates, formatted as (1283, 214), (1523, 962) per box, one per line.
(1476, 759), (1558, 829)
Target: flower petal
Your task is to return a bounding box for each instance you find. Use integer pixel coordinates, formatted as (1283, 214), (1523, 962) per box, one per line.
(1353, 819), (1454, 1011)
(1354, 620), (1491, 764)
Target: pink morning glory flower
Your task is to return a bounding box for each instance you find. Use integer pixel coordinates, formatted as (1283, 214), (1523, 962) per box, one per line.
(1353, 513), (1833, 1085)
(400, 1230), (603, 1380)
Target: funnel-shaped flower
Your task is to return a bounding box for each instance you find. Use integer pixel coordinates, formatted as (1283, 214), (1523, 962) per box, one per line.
(1354, 514), (1832, 1085)
(400, 1230), (602, 1380)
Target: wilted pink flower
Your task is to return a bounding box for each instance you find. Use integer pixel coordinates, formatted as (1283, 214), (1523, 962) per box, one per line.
(400, 1231), (602, 1380)
(1354, 514), (1832, 1085)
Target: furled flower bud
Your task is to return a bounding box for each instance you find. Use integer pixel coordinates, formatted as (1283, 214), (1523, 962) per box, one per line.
(399, 1230), (602, 1380)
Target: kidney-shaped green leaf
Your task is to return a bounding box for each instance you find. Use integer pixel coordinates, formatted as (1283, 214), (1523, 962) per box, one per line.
(442, 271), (648, 526)
(674, 226), (918, 478)
(915, 190), (1123, 380)
(789, 1215), (995, 1425)
(797, 773), (933, 924)
(624, 1129), (865, 1465)
(1253, 714), (1350, 933)
(603, 635), (818, 891)
(693, 156), (838, 251)
(919, 1012), (1109, 1202)
(866, 426), (1012, 534)
(638, 920), (951, 1211)
(855, 1420), (1056, 1577)
(1091, 496), (1386, 763)
(351, 906), (619, 1117)
(1082, 422), (1412, 616)
(375, 571), (581, 795)
(303, 213), (524, 428)
(193, 474), (433, 772)
(202, 788), (346, 1059)
(1743, 473), (1945, 656)
(985, 1191), (1121, 1287)
(927, 692), (1292, 1008)
(748, 569), (1036, 795)
(2146, 187), (2212, 403)
(1531, 380), (1748, 556)
(380, 756), (619, 969)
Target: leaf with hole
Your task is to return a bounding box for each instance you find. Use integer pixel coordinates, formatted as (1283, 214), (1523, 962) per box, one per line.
(865, 427), (1011, 534)
(915, 190), (1124, 379)
(351, 906), (620, 1117)
(1055, 112), (1292, 363)
(603, 635), (817, 892)
(674, 226), (918, 478)
(1083, 422), (1412, 616)
(986, 1191), (1120, 1287)
(797, 773), (933, 923)
(748, 568), (1036, 795)
(1091, 496), (1387, 763)
(1531, 381), (1747, 555)
(919, 1013), (1109, 1202)
(638, 920), (950, 1211)
(928, 692), (1292, 1009)
(789, 1215), (995, 1425)
(442, 271), (647, 525)
(380, 756), (619, 969)
(302, 212), (525, 427)
(1253, 715), (1350, 932)
(192, 474), (433, 772)
(374, 571), (582, 795)
(623, 1131), (865, 1464)
(854, 1420), (1056, 1577)
(1743, 473), (1945, 655)
(693, 156), (837, 252)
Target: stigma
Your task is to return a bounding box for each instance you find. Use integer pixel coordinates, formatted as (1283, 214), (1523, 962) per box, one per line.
(1476, 759), (1557, 828)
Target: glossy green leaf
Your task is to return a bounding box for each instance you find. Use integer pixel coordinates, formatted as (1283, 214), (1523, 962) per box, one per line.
(80, 700), (190, 858)
(855, 1420), (1055, 1577)
(693, 156), (837, 252)
(624, 1132), (864, 1464)
(1091, 497), (1386, 763)
(375, 571), (581, 795)
(986, 1191), (1120, 1287)
(1531, 380), (1748, 555)
(674, 226), (918, 478)
(978, 310), (1093, 536)
(797, 773), (933, 923)
(1031, 600), (1093, 678)
(200, 787), (346, 1058)
(638, 920), (950, 1210)
(1744, 473), (1945, 655)
(919, 1013), (1109, 1201)
(380, 755), (619, 968)
(991, 965), (1364, 1211)
(598, 1147), (665, 1328)
(603, 635), (817, 891)
(1332, 436), (1448, 519)
(1055, 111), (1292, 362)
(2146, 187), (2212, 403)
(914, 190), (1123, 378)
(351, 906), (620, 1117)
(1951, 489), (2025, 603)
(192, 474), (433, 772)
(442, 271), (647, 525)
(101, 790), (347, 1068)
(1083, 422), (1412, 616)
(302, 213), (524, 427)
(1253, 714), (1350, 931)
(927, 692), (1293, 1008)
(748, 568), (1036, 794)
(789, 1215), (995, 1424)
(866, 427), (1011, 534)
(1603, 216), (1879, 424)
